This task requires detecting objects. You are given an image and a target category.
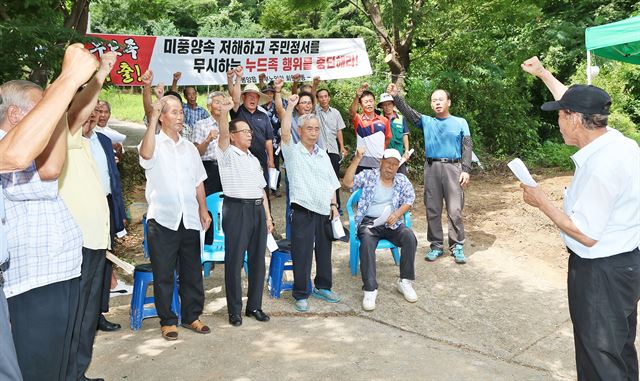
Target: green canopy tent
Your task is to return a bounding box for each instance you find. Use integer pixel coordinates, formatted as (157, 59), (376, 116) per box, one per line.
(585, 15), (640, 83)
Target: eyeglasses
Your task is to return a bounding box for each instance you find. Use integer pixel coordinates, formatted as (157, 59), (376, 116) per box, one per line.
(232, 129), (253, 135)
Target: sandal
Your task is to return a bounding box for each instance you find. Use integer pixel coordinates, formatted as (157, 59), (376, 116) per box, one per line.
(181, 319), (211, 334)
(161, 325), (178, 341)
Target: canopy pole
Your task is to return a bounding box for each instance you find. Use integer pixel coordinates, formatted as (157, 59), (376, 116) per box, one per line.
(587, 50), (592, 85)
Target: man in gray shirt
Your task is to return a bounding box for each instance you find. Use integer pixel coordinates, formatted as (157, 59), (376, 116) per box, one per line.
(316, 88), (348, 213)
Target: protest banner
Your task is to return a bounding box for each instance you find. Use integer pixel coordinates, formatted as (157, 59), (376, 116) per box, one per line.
(85, 34), (373, 86)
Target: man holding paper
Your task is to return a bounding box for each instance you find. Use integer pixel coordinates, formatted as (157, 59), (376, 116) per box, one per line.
(343, 147), (418, 311)
(281, 94), (342, 313)
(521, 56), (640, 381)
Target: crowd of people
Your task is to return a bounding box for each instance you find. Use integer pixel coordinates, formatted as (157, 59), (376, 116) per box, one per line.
(0, 43), (637, 381)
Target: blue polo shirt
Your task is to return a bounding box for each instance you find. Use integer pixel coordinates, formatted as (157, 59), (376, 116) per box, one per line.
(417, 115), (470, 160)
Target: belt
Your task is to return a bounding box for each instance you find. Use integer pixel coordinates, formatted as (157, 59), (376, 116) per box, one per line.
(427, 157), (460, 165)
(224, 196), (263, 206)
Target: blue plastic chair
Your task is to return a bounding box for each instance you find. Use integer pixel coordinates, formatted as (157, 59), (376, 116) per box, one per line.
(267, 240), (312, 298)
(346, 188), (412, 276)
(202, 192), (248, 278)
(130, 263), (180, 330)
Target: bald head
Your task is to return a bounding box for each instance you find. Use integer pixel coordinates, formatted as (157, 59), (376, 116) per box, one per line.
(430, 89), (451, 117)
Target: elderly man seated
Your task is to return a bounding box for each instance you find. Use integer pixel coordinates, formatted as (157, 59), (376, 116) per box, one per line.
(343, 147), (418, 311)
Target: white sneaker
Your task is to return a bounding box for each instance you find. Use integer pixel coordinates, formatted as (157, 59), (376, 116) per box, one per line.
(397, 279), (418, 303)
(362, 290), (378, 311)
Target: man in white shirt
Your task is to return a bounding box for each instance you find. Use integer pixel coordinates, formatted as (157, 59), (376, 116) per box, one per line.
(521, 56), (640, 381)
(139, 96), (212, 341)
(192, 91), (225, 195)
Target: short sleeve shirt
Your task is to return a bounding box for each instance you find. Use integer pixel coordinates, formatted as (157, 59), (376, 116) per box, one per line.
(216, 145), (266, 199)
(231, 105), (274, 167)
(317, 105), (346, 154)
(387, 113), (409, 155)
(139, 131), (207, 231)
(192, 117), (219, 161)
(352, 113), (391, 168)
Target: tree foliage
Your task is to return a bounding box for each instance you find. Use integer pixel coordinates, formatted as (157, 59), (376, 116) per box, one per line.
(1, 0), (638, 167)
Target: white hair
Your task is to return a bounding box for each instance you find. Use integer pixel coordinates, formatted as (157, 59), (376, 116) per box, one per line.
(0, 80), (42, 123)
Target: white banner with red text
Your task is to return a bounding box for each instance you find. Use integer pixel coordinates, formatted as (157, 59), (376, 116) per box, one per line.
(85, 34), (372, 86)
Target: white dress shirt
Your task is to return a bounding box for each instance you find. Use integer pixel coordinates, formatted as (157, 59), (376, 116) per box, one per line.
(563, 128), (640, 258)
(139, 131), (207, 231)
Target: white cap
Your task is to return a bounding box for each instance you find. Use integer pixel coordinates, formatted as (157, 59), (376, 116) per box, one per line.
(377, 93), (394, 108)
(382, 148), (402, 162)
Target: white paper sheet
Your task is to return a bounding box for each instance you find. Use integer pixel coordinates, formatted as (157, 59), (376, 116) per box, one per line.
(370, 206), (392, 228)
(332, 218), (346, 239)
(268, 168), (280, 190)
(507, 158), (537, 187)
(399, 148), (414, 165)
(99, 127), (127, 145)
(266, 233), (279, 252)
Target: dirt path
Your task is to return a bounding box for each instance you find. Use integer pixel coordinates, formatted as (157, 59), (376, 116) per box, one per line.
(94, 170), (638, 381)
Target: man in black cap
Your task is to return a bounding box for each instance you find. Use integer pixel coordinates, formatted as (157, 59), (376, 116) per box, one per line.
(521, 56), (640, 381)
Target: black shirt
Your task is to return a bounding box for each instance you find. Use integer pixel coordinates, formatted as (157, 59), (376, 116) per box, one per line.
(230, 104), (274, 169)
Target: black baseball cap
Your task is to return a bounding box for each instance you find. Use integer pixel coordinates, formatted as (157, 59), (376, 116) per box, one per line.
(541, 85), (611, 115)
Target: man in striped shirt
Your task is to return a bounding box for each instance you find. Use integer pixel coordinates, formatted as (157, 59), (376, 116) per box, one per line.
(216, 95), (273, 327)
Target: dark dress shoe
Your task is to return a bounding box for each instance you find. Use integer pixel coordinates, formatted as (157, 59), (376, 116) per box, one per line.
(98, 314), (121, 332)
(245, 309), (270, 322)
(228, 314), (242, 327)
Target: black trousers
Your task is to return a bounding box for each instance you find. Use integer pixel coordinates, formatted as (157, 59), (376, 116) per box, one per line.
(328, 152), (342, 210)
(357, 217), (417, 291)
(568, 247), (640, 381)
(148, 219), (204, 326)
(203, 160), (223, 196)
(290, 204), (333, 300)
(68, 247), (106, 381)
(8, 277), (80, 381)
(222, 199), (267, 315)
(100, 194), (116, 314)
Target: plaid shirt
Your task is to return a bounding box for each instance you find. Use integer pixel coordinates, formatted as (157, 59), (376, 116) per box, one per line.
(192, 116), (219, 161)
(351, 168), (415, 228)
(183, 104), (210, 142)
(0, 158), (82, 297)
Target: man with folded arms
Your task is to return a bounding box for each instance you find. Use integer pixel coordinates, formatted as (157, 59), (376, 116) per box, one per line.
(139, 96), (212, 341)
(216, 99), (273, 327)
(343, 147), (418, 311)
(281, 94), (341, 313)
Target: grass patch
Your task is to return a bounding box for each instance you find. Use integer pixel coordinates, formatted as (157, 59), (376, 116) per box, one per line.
(99, 88), (210, 123)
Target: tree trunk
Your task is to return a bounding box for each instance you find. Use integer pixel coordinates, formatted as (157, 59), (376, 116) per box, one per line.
(63, 0), (90, 33)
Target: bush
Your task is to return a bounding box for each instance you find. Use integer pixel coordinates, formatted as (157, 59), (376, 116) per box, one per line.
(524, 141), (577, 170)
(118, 150), (146, 207)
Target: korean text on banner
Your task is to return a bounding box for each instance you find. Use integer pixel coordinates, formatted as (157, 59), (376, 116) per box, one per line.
(85, 34), (373, 86)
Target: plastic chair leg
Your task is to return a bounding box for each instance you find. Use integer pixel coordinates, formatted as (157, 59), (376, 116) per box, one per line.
(130, 277), (148, 330)
(350, 241), (360, 276)
(268, 255), (285, 298)
(390, 247), (400, 265)
(203, 262), (213, 278)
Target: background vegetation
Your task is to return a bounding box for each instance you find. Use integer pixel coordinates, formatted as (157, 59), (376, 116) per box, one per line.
(2, 0), (639, 172)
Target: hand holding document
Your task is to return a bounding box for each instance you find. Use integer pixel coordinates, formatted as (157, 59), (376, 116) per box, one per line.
(508, 158), (537, 187)
(268, 168), (280, 190)
(370, 206), (392, 228)
(100, 127), (127, 145)
(399, 148), (414, 166)
(266, 233), (279, 252)
(332, 217), (345, 239)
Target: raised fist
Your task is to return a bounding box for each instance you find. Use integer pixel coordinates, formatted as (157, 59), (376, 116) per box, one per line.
(173, 72), (182, 81)
(226, 68), (235, 80)
(354, 146), (365, 160)
(292, 73), (301, 82)
(312, 76), (321, 86)
(288, 94), (299, 107)
(154, 83), (165, 99)
(274, 77), (284, 92)
(140, 70), (153, 86)
(219, 97), (234, 112)
(386, 83), (398, 96)
(356, 83), (369, 97)
(61, 43), (99, 86)
(521, 56), (546, 77)
(99, 51), (117, 74)
(234, 66), (244, 77)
